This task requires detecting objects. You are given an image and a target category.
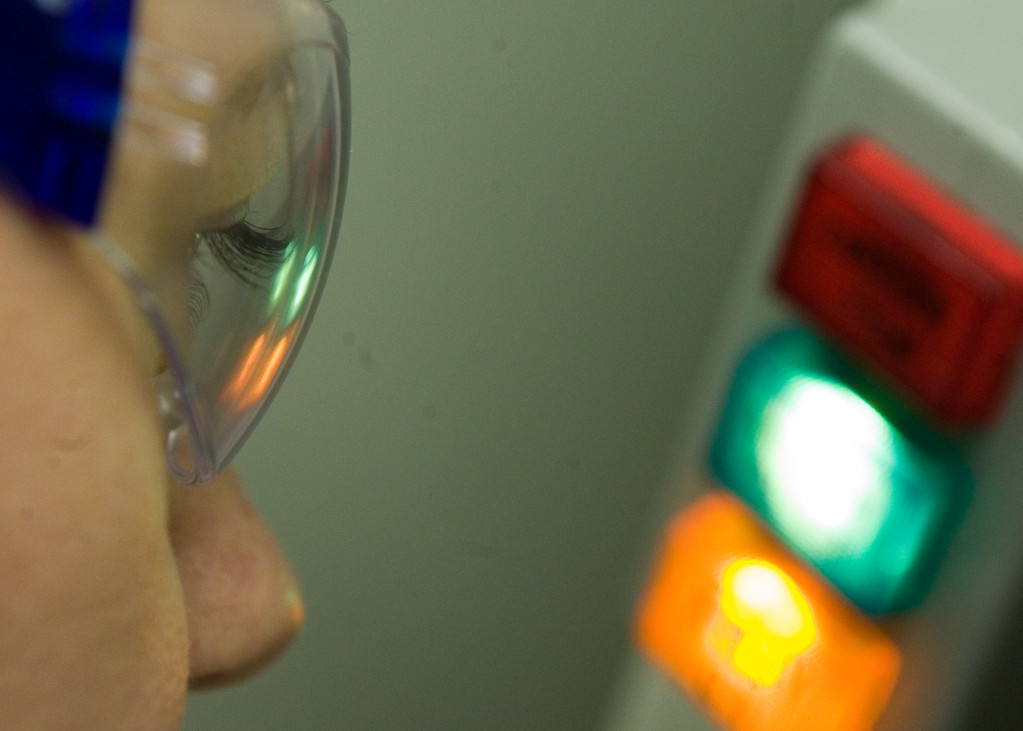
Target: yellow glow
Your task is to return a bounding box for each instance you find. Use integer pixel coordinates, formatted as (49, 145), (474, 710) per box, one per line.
(720, 559), (817, 686)
(268, 245), (319, 324)
(636, 493), (902, 730)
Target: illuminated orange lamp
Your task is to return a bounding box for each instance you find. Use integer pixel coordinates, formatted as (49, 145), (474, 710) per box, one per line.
(636, 491), (901, 731)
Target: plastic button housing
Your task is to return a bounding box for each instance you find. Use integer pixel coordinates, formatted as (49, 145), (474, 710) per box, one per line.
(775, 136), (1023, 426)
(635, 491), (901, 731)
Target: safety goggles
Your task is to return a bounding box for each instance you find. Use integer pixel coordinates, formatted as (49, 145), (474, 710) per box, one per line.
(0, 0), (351, 484)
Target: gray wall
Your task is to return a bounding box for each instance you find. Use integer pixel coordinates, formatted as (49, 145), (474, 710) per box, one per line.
(182, 1), (858, 728)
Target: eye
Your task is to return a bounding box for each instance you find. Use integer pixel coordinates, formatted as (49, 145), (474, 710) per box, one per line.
(196, 220), (293, 285)
(188, 220), (293, 327)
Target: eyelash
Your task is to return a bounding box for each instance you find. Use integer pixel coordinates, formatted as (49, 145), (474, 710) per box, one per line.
(200, 220), (293, 283)
(189, 221), (293, 325)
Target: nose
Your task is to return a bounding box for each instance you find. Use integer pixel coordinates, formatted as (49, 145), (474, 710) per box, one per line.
(169, 468), (304, 689)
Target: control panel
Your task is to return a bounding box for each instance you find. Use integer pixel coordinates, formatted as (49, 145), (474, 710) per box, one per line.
(602, 1), (1023, 729)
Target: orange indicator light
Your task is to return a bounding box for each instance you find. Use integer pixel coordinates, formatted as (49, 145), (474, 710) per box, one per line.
(636, 491), (901, 731)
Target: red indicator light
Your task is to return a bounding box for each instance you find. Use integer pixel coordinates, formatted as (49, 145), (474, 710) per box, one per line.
(635, 491), (901, 731)
(775, 137), (1023, 425)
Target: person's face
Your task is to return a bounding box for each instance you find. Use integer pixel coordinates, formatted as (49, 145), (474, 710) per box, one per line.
(0, 1), (310, 727)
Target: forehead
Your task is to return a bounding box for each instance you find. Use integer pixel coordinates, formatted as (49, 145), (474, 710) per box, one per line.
(136, 0), (289, 120)
(131, 0), (292, 212)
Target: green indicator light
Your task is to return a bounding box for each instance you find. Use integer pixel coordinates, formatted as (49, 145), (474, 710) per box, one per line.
(710, 330), (971, 615)
(757, 376), (895, 558)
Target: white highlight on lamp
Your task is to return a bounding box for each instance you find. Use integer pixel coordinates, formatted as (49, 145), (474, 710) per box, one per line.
(756, 376), (895, 556)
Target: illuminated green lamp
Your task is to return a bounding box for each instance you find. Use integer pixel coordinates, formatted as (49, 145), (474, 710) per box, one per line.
(709, 329), (971, 615)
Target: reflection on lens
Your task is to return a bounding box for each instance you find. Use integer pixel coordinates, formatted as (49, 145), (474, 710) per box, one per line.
(270, 244), (320, 324)
(223, 325), (297, 410)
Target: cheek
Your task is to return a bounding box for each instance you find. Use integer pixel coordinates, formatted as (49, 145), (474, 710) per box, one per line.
(0, 385), (192, 728)
(0, 203), (194, 729)
(0, 461), (192, 730)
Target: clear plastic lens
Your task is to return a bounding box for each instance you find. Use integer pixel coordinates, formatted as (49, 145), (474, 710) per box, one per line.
(91, 0), (350, 484)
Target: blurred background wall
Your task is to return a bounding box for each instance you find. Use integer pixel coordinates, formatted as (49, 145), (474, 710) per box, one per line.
(182, 1), (860, 728)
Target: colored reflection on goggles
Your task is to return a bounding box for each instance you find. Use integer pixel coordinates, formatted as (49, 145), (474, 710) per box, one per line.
(270, 244), (320, 323)
(223, 325), (297, 410)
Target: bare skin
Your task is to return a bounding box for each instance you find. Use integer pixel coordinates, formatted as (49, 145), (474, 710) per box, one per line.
(0, 9), (305, 722)
(0, 0), (323, 724)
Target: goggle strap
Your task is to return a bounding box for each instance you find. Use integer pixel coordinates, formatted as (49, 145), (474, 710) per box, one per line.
(0, 0), (133, 226)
